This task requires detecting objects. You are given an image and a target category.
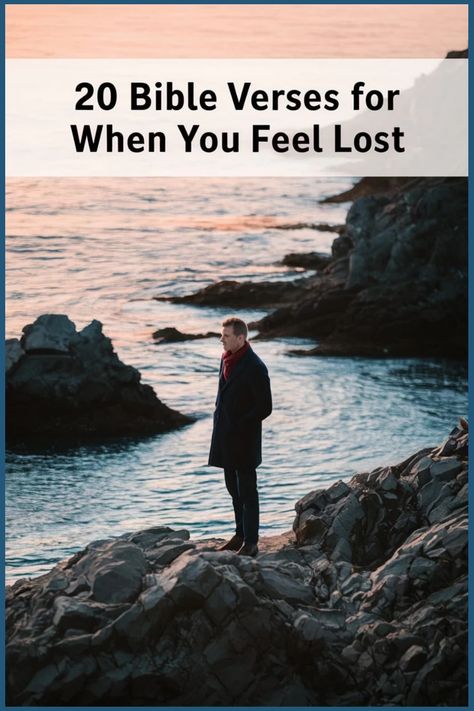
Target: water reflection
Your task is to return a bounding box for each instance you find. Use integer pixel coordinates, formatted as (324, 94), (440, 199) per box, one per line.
(6, 346), (466, 584)
(6, 178), (467, 582)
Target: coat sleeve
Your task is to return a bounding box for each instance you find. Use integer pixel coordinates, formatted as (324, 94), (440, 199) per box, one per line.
(242, 364), (272, 423)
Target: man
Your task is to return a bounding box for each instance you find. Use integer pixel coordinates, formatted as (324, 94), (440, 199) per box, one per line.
(208, 317), (272, 557)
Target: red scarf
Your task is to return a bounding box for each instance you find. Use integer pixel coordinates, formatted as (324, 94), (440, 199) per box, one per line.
(222, 341), (250, 380)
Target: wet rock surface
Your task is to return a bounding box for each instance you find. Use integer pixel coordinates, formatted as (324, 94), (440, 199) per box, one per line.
(6, 423), (467, 706)
(6, 315), (193, 441)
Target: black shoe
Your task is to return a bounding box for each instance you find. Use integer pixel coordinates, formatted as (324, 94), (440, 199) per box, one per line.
(237, 543), (259, 557)
(218, 534), (244, 552)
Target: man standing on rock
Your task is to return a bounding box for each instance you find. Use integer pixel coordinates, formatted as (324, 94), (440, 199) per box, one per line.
(209, 317), (272, 557)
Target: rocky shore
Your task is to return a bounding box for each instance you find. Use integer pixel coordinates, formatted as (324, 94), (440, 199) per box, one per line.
(258, 177), (467, 358)
(6, 422), (467, 706)
(160, 177), (467, 359)
(6, 315), (193, 441)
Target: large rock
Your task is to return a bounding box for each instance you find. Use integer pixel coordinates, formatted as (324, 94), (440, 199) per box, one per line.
(6, 424), (467, 706)
(258, 177), (467, 358)
(6, 315), (193, 441)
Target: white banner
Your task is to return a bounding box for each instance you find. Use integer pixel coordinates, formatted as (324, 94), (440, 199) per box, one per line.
(6, 58), (467, 177)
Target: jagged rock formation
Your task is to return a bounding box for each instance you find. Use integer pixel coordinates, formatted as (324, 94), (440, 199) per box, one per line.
(6, 423), (467, 706)
(6, 315), (193, 441)
(256, 177), (467, 358)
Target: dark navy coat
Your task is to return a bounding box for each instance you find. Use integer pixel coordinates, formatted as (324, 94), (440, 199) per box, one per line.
(208, 346), (272, 470)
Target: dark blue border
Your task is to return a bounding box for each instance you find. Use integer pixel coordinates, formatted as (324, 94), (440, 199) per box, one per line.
(1, 1), (469, 711)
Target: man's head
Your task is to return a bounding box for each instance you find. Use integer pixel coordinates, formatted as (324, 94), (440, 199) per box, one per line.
(221, 317), (248, 353)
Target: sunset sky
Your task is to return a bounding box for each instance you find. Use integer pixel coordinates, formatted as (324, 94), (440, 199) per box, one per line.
(7, 4), (468, 58)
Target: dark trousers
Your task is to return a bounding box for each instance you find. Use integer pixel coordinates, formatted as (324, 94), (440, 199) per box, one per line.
(224, 467), (259, 544)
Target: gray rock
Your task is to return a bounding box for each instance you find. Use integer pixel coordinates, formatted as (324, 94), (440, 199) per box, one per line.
(399, 644), (427, 672)
(295, 513), (328, 544)
(52, 597), (123, 632)
(411, 455), (434, 479)
(295, 488), (324, 514)
(376, 469), (399, 491)
(341, 572), (371, 596)
(407, 556), (437, 581)
(87, 541), (146, 604)
(259, 568), (314, 604)
(5, 339), (25, 373)
(329, 493), (365, 540)
(294, 613), (324, 642)
(205, 580), (239, 625)
(328, 536), (352, 563)
(21, 314), (77, 352)
(417, 478), (446, 512)
(5, 424), (467, 706)
(160, 554), (221, 607)
(7, 315), (193, 440)
(326, 480), (351, 502)
(334, 561), (353, 583)
(429, 458), (462, 482)
(147, 541), (195, 566)
(126, 527), (190, 548)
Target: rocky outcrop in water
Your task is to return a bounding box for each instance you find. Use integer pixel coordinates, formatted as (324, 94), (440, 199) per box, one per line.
(256, 177), (467, 358)
(152, 327), (220, 344)
(157, 177), (466, 359)
(6, 422), (467, 706)
(6, 315), (193, 441)
(156, 277), (312, 309)
(281, 251), (332, 270)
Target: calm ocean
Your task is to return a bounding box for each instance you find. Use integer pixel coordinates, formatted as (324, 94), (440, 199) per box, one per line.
(6, 177), (467, 583)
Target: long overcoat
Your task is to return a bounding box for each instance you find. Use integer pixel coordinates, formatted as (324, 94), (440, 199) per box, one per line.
(208, 346), (272, 470)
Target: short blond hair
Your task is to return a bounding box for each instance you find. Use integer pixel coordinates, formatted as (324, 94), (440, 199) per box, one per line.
(222, 317), (248, 339)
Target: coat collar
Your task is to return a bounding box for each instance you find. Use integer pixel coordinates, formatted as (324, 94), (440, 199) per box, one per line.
(219, 345), (253, 391)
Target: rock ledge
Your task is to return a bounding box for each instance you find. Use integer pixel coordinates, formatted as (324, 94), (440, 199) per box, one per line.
(6, 423), (467, 705)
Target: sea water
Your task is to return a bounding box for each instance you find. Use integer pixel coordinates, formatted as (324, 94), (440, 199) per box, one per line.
(6, 177), (467, 582)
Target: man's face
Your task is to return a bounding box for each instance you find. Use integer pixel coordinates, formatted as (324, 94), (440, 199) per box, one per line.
(220, 326), (245, 353)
